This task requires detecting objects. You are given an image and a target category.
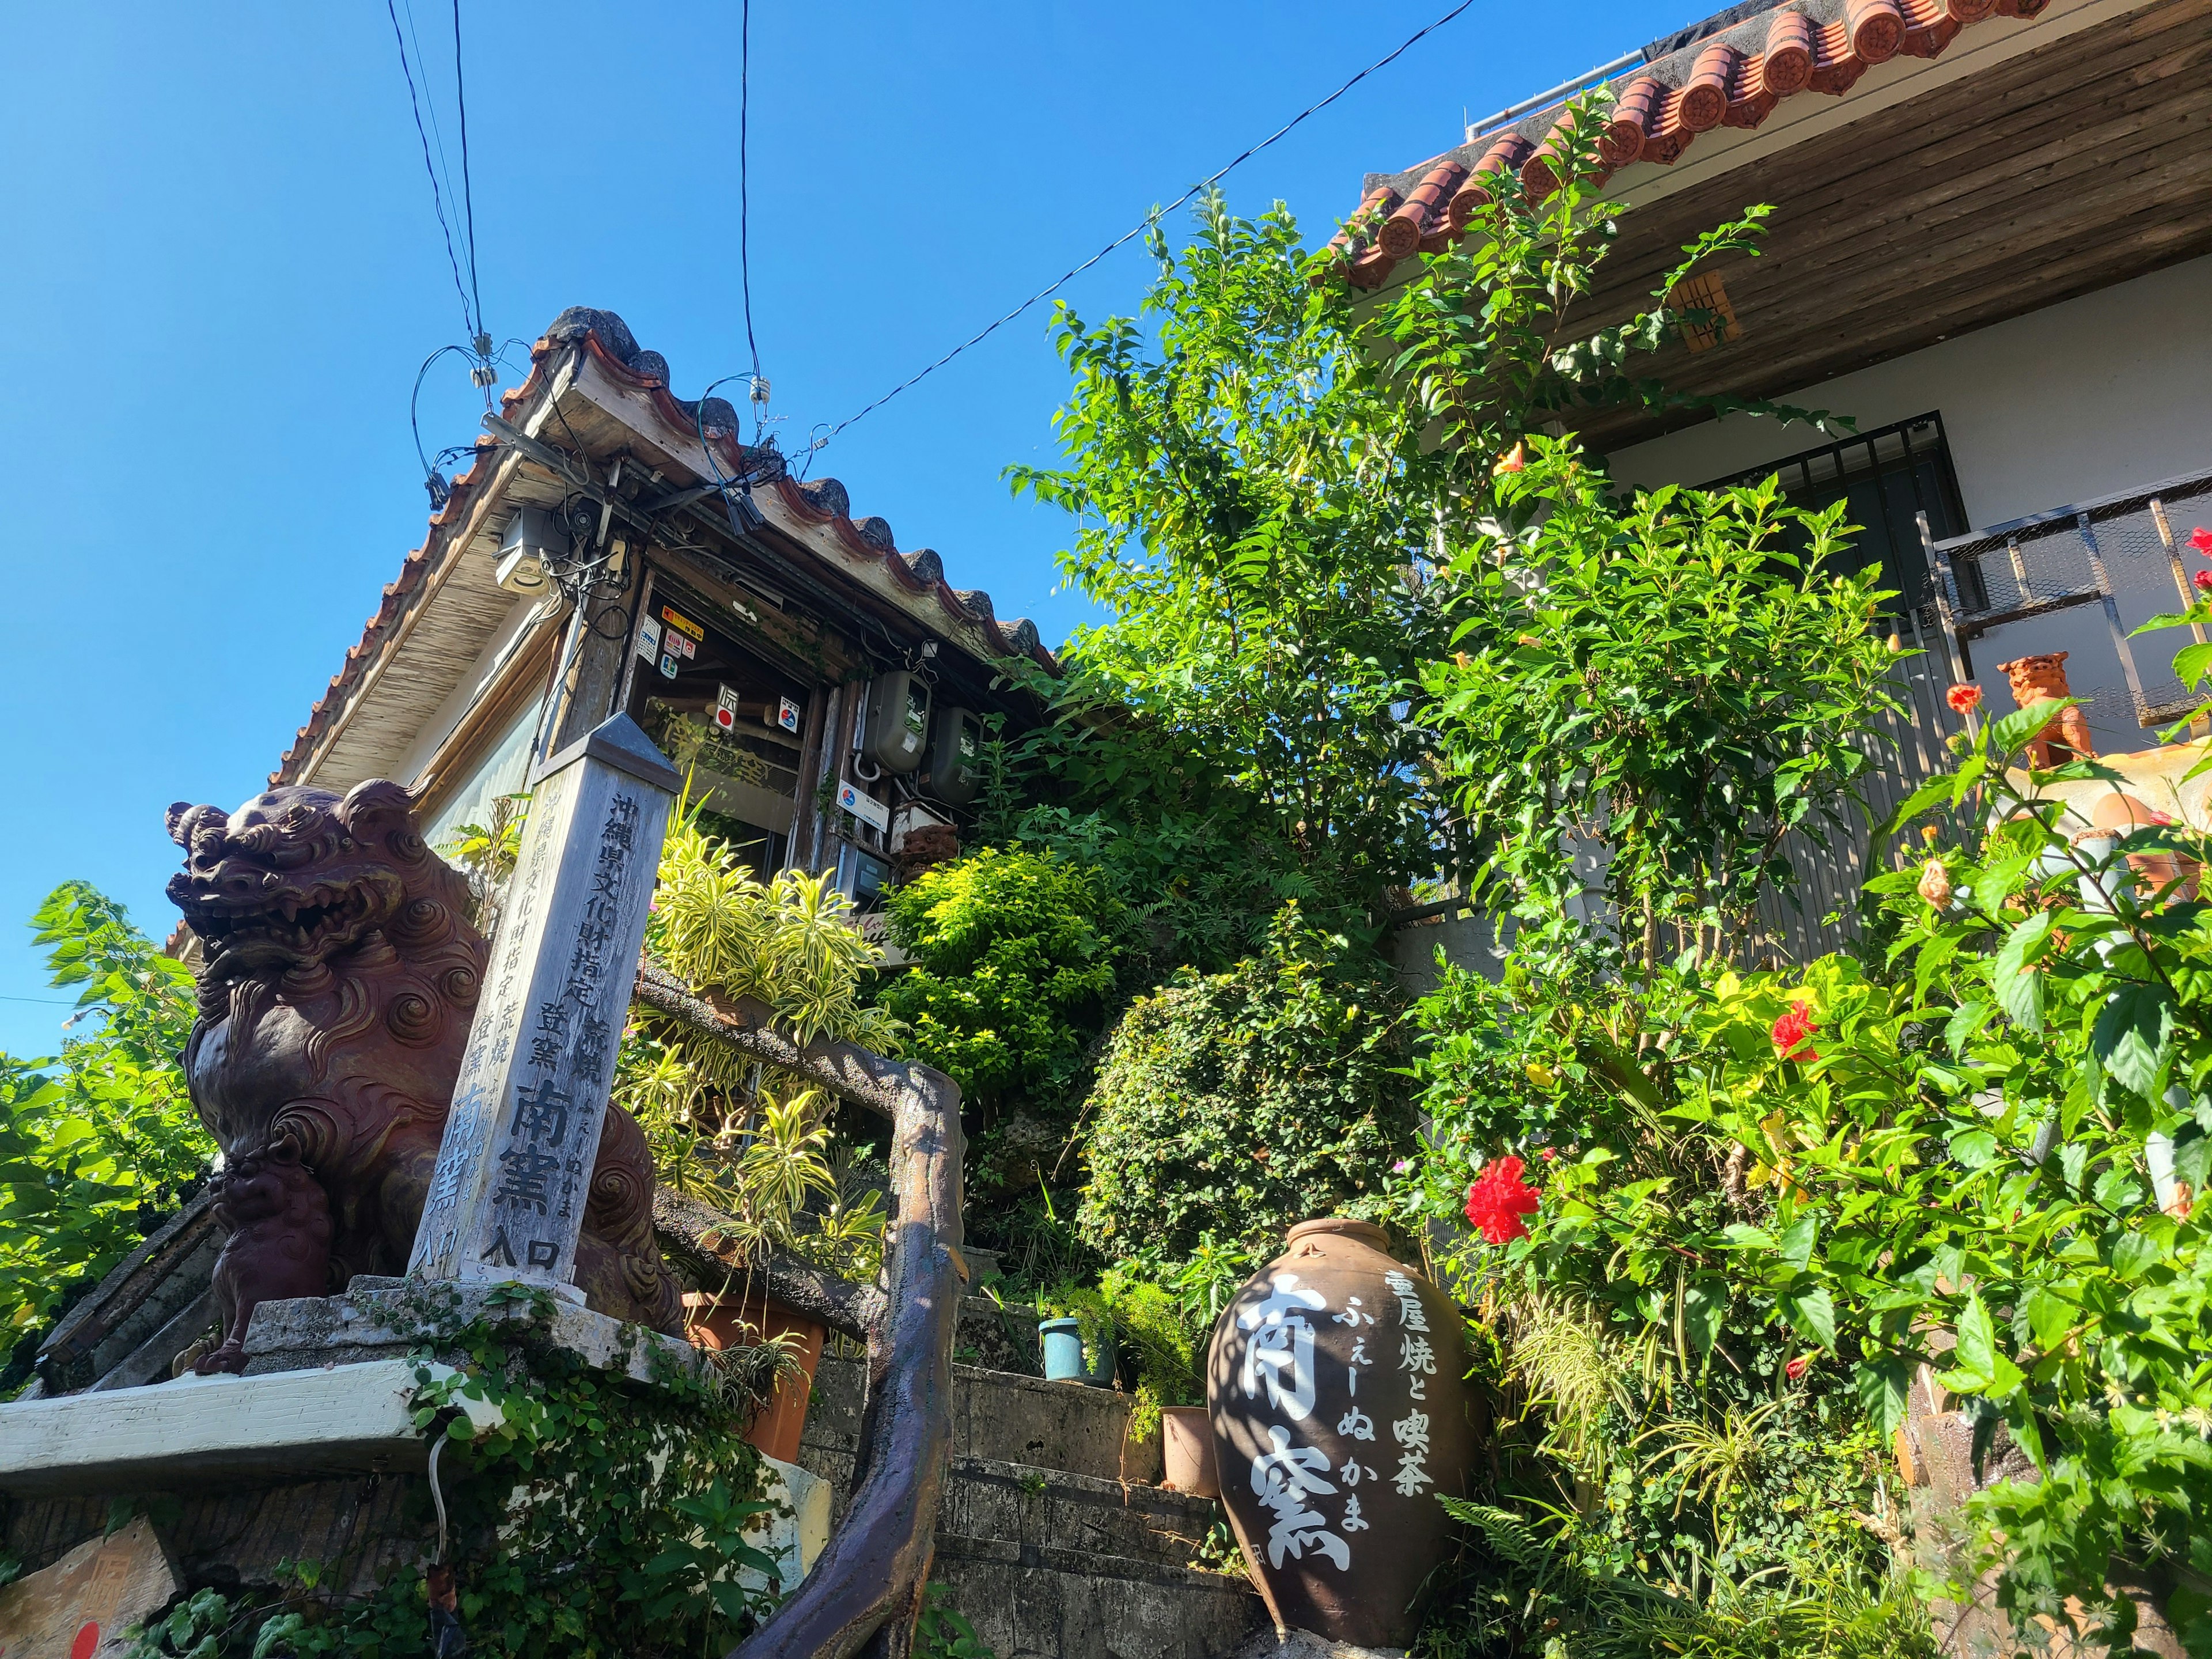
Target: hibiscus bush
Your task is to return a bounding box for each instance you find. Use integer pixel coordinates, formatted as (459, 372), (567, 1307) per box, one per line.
(1399, 941), (1940, 1654)
(1673, 696), (2212, 1651)
(1423, 440), (1896, 969)
(1402, 678), (2212, 1652)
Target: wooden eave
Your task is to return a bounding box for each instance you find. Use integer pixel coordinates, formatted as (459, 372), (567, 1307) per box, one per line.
(281, 329), (1052, 793)
(292, 441), (553, 791)
(554, 343), (1040, 700)
(1563, 0), (2212, 452)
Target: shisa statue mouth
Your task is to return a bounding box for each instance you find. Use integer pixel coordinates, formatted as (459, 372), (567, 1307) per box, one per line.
(165, 787), (414, 976)
(177, 873), (402, 969)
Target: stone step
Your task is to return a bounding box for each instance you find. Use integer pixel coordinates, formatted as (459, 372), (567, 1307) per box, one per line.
(942, 1456), (1225, 1574)
(794, 1354), (1267, 1659)
(933, 1528), (1263, 1659)
(802, 1352), (1163, 1487)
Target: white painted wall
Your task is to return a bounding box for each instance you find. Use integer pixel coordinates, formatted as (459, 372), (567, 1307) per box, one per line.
(1606, 253), (2212, 525)
(1607, 255), (2212, 753)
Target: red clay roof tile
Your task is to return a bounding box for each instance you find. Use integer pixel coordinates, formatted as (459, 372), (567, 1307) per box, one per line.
(272, 312), (1060, 785)
(1762, 8), (1817, 90)
(1679, 40), (1743, 131)
(1381, 161), (1467, 259)
(1327, 0), (2047, 287)
(1446, 133), (1532, 230)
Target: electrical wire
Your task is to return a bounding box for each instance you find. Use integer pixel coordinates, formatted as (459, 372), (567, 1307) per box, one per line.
(384, 0), (475, 343)
(815, 0), (1478, 444)
(389, 0), (511, 503)
(739, 0), (761, 391)
(411, 343), (477, 481)
(452, 0), (486, 349)
(400, 0), (464, 254)
(692, 374), (781, 537)
(428, 1432), (452, 1563)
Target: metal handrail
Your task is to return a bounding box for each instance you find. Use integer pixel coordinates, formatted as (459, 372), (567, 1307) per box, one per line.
(1921, 468), (2212, 729)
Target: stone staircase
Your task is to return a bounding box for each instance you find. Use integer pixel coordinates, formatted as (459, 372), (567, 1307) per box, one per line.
(796, 1310), (1266, 1659)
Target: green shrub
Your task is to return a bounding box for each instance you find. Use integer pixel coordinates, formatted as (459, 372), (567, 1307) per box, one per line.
(2, 882), (213, 1388)
(1423, 1497), (1938, 1659)
(1097, 1267), (1203, 1439)
(878, 849), (1122, 1105)
(1077, 906), (1412, 1261)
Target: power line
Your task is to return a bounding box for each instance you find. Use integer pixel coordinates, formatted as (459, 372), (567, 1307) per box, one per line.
(384, 0), (475, 343)
(400, 0), (463, 256)
(740, 0), (762, 385)
(452, 0), (486, 350)
(815, 0), (1478, 445)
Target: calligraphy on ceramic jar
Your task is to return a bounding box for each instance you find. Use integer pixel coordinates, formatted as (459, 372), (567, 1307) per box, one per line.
(1209, 1219), (1472, 1646)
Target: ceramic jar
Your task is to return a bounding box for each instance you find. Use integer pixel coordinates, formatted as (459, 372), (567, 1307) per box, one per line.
(1207, 1218), (1471, 1647)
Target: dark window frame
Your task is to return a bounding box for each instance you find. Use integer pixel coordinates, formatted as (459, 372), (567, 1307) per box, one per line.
(1702, 411), (1974, 616)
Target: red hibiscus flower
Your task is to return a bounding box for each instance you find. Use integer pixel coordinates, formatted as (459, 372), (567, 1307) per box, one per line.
(1465, 1155), (1541, 1244)
(2191, 526), (2212, 554)
(1945, 682), (1982, 714)
(1771, 1002), (1818, 1062)
(1786, 1355), (1809, 1382)
(2195, 570), (2212, 595)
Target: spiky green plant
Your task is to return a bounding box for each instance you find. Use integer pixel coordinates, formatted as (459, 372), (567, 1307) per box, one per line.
(649, 787), (898, 1050)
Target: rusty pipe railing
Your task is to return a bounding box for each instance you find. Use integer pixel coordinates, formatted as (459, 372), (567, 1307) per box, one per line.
(633, 962), (964, 1659)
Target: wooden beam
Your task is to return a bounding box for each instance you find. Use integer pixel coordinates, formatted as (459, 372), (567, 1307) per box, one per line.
(1574, 165), (2212, 449)
(1523, 0), (2212, 456)
(1622, 173), (2212, 419)
(630, 961), (965, 1659)
(653, 1188), (886, 1347)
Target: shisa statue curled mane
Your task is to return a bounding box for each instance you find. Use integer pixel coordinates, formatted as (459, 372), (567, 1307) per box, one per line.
(166, 779), (680, 1372)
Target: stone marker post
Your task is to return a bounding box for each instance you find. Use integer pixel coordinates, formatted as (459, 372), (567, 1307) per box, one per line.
(408, 713), (679, 1296)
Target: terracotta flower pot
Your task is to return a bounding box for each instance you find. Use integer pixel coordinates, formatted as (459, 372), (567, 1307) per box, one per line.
(2088, 790), (2199, 902)
(1161, 1405), (1221, 1498)
(684, 1288), (827, 1465)
(1207, 1218), (1472, 1648)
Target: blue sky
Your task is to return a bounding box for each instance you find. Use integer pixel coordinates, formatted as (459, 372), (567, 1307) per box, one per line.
(0, 0), (1691, 1056)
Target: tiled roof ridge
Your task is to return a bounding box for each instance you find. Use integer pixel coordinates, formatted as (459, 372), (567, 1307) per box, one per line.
(273, 308), (1058, 785)
(550, 310), (1059, 673)
(1330, 0), (2048, 289)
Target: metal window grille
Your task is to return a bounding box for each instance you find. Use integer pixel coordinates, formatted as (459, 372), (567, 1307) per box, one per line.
(1707, 412), (1971, 617)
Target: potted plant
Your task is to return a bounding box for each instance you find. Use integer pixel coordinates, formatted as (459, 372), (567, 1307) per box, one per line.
(683, 1285), (825, 1463)
(1095, 1269), (1210, 1486)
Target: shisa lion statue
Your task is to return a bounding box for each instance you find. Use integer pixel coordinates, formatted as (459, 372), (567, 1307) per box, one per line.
(166, 779), (681, 1372)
